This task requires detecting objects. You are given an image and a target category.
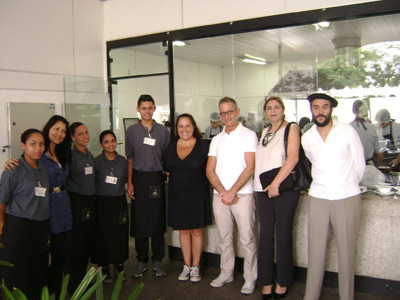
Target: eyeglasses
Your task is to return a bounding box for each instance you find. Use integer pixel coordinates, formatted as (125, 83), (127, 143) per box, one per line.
(219, 110), (235, 117)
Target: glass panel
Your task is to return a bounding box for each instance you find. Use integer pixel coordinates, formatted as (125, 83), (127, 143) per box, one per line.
(172, 13), (400, 137)
(64, 76), (110, 157)
(109, 42), (168, 78)
(111, 76), (170, 156)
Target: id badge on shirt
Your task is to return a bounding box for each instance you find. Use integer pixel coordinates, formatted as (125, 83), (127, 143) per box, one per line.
(35, 187), (47, 197)
(105, 175), (118, 184)
(143, 137), (156, 146)
(85, 166), (93, 175)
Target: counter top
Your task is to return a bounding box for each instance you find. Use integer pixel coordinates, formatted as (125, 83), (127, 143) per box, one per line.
(166, 191), (400, 281)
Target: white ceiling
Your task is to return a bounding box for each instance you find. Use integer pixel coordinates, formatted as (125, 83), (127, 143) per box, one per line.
(121, 13), (400, 67)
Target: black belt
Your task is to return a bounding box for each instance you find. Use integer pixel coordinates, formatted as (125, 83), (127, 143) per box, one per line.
(51, 185), (65, 193)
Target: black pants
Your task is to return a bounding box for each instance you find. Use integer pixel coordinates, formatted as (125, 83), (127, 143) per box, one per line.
(135, 235), (165, 263)
(48, 231), (68, 297)
(0, 215), (49, 300)
(65, 192), (95, 294)
(256, 190), (299, 287)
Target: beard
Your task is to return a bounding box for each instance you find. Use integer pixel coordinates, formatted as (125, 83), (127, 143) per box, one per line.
(313, 113), (332, 127)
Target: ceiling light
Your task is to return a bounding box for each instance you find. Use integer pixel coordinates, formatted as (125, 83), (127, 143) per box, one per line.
(241, 54), (267, 65)
(313, 21), (330, 30)
(173, 41), (186, 46)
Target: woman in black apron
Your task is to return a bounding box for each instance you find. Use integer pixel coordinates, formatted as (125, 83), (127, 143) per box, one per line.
(65, 122), (96, 294)
(0, 129), (50, 300)
(92, 130), (129, 283)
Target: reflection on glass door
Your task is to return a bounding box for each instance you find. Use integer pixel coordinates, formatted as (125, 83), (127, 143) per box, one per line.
(111, 75), (170, 157)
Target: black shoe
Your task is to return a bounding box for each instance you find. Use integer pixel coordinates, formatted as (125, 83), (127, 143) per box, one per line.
(261, 292), (273, 299)
(273, 288), (288, 299)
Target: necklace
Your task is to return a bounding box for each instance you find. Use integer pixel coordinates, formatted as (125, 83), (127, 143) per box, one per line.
(262, 119), (284, 147)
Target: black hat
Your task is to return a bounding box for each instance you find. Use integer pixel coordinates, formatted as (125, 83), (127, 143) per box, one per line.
(307, 93), (338, 107)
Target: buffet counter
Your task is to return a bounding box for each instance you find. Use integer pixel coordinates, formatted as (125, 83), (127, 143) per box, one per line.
(166, 191), (400, 281)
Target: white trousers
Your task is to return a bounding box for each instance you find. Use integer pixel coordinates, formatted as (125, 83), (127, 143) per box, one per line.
(212, 193), (257, 282)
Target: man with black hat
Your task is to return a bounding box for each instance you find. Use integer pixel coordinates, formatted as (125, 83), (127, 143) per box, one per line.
(349, 100), (383, 166)
(302, 93), (365, 300)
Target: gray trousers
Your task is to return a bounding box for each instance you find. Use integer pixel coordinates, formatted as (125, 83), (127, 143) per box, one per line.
(304, 195), (361, 300)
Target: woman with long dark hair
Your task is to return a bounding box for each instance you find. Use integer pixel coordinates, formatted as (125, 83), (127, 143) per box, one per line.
(164, 113), (212, 282)
(4, 115), (73, 297)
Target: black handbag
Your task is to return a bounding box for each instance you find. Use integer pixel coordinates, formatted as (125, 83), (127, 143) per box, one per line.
(259, 167), (294, 192)
(284, 122), (312, 191)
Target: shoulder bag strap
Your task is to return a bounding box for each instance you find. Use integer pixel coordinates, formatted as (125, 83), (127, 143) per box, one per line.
(283, 122), (296, 158)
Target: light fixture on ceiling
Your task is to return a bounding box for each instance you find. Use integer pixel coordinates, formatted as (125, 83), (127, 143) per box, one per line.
(173, 41), (186, 46)
(241, 54), (267, 65)
(313, 21), (330, 30)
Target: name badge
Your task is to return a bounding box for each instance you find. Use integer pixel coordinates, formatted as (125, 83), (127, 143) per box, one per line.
(85, 166), (93, 175)
(143, 137), (156, 146)
(35, 187), (47, 197)
(105, 176), (118, 184)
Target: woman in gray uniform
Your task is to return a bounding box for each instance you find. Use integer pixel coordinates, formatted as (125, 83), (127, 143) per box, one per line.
(92, 130), (129, 283)
(65, 122), (96, 294)
(0, 129), (50, 300)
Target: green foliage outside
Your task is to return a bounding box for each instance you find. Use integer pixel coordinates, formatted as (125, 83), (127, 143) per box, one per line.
(0, 267), (144, 300)
(317, 42), (400, 90)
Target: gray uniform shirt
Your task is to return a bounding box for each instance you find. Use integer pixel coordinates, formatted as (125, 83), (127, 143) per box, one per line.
(0, 156), (50, 221)
(66, 146), (96, 195)
(125, 120), (170, 171)
(94, 152), (128, 196)
(350, 119), (381, 161)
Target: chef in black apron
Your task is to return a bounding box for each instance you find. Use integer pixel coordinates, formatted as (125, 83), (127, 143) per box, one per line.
(65, 122), (96, 294)
(125, 95), (170, 278)
(204, 112), (223, 139)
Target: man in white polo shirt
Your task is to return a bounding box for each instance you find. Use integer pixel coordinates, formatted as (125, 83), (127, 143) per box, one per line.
(206, 96), (258, 295)
(302, 93), (365, 300)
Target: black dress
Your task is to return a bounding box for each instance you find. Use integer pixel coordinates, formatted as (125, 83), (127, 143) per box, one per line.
(164, 139), (212, 230)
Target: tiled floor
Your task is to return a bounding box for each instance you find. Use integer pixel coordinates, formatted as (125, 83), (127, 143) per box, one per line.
(101, 258), (395, 300)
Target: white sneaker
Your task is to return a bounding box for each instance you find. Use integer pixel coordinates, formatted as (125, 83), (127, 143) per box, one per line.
(190, 266), (201, 282)
(178, 265), (191, 281)
(210, 272), (234, 288)
(241, 280), (256, 294)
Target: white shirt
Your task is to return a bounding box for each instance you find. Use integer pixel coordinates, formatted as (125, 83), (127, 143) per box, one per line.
(254, 126), (286, 192)
(208, 123), (258, 194)
(302, 120), (365, 200)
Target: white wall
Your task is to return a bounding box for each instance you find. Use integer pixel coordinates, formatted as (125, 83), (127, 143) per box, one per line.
(104, 0), (378, 40)
(0, 0), (106, 166)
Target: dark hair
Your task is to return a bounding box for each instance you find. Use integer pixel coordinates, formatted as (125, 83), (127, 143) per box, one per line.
(219, 96), (237, 108)
(137, 94), (155, 107)
(42, 115), (72, 168)
(175, 113), (203, 140)
(21, 129), (44, 144)
(263, 96), (285, 111)
(69, 122), (85, 135)
(99, 130), (117, 144)
(299, 117), (311, 129)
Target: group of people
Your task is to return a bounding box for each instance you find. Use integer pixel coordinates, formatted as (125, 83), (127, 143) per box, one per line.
(0, 92), (368, 300)
(0, 117), (129, 299)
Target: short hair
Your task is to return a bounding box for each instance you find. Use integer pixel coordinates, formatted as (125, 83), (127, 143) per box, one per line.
(219, 96), (237, 108)
(69, 122), (84, 135)
(137, 94), (155, 107)
(299, 117), (311, 129)
(21, 129), (44, 144)
(175, 113), (203, 140)
(264, 96), (285, 111)
(99, 130), (117, 144)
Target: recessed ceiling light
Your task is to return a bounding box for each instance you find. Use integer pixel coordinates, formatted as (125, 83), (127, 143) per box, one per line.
(173, 41), (186, 46)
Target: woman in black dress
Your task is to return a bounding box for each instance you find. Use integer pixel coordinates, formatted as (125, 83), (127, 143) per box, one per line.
(92, 130), (129, 283)
(164, 113), (212, 283)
